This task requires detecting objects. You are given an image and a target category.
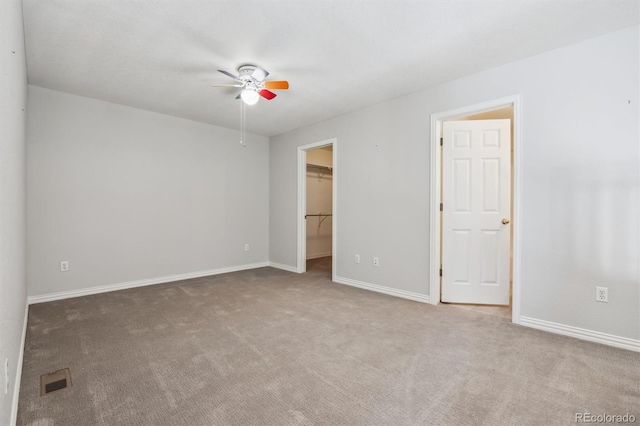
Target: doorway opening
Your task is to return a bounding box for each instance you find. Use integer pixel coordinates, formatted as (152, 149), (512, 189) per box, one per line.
(429, 96), (522, 324)
(297, 138), (337, 282)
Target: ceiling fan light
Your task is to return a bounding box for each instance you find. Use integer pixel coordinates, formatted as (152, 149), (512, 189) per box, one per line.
(240, 89), (259, 105)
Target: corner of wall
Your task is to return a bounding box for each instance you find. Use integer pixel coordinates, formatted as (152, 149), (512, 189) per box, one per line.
(0, 0), (28, 423)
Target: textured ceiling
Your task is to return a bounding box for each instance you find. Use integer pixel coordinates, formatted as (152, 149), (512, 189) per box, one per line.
(22, 0), (639, 137)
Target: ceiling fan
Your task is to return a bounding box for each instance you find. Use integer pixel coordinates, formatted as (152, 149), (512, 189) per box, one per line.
(214, 64), (289, 105)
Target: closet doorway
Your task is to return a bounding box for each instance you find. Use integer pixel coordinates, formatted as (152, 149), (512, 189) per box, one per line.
(429, 95), (522, 323)
(297, 138), (337, 280)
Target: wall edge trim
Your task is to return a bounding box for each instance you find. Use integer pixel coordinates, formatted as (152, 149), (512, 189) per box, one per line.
(519, 316), (640, 352)
(268, 262), (299, 273)
(10, 301), (28, 426)
(334, 276), (430, 304)
(27, 262), (270, 304)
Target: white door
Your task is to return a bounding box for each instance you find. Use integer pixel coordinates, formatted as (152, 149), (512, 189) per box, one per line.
(441, 119), (511, 305)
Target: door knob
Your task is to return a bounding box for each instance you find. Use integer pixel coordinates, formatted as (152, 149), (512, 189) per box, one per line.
(502, 218), (510, 225)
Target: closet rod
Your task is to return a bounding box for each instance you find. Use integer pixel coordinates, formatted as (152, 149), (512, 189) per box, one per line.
(305, 214), (333, 218)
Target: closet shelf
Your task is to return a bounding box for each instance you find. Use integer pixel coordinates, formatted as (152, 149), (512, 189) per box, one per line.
(306, 163), (333, 173)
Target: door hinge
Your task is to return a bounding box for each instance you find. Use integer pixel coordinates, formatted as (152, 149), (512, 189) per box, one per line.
(440, 203), (443, 211)
(440, 137), (443, 146)
(439, 268), (442, 277)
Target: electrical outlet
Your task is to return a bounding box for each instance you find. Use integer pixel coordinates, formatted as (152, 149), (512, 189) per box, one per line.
(373, 257), (379, 267)
(4, 358), (8, 394)
(60, 261), (69, 272)
(244, 244), (250, 252)
(355, 254), (360, 264)
(596, 287), (608, 303)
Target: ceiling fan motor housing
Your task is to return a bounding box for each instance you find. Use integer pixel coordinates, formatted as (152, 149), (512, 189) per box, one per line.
(238, 64), (257, 79)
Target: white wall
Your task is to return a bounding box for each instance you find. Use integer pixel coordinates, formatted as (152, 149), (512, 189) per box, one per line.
(27, 86), (269, 298)
(306, 148), (333, 259)
(0, 0), (28, 423)
(270, 26), (640, 341)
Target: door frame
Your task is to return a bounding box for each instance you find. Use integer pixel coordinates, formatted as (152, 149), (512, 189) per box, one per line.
(429, 95), (522, 324)
(297, 138), (337, 281)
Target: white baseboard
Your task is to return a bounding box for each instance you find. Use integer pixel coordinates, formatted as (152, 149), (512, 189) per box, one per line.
(334, 276), (430, 304)
(27, 262), (270, 304)
(268, 262), (300, 273)
(306, 252), (332, 260)
(520, 316), (640, 352)
(10, 301), (28, 426)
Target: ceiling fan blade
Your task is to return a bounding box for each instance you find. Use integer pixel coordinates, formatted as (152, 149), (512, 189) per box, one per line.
(264, 80), (289, 90)
(211, 84), (244, 88)
(235, 93), (242, 100)
(252, 66), (269, 82)
(218, 69), (240, 80)
(258, 89), (277, 100)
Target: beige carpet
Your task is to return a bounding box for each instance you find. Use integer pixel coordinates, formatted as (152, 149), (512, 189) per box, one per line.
(18, 257), (640, 425)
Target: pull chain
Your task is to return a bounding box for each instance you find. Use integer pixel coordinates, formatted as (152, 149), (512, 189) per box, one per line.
(239, 101), (246, 147)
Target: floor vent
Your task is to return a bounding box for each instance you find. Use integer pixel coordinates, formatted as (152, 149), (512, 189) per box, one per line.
(40, 368), (72, 396)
